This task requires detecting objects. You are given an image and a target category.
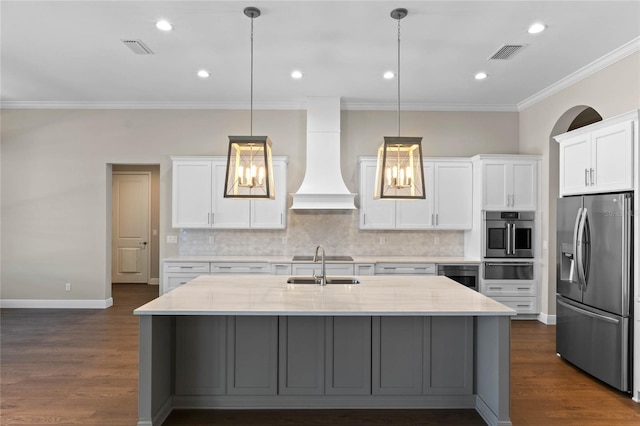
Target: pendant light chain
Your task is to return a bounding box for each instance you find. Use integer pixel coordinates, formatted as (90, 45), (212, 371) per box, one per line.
(397, 16), (401, 137)
(250, 14), (254, 137)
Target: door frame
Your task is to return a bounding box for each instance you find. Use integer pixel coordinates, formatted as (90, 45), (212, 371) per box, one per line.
(112, 170), (152, 284)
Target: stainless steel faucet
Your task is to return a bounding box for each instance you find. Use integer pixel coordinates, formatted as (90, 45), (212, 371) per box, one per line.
(313, 245), (326, 286)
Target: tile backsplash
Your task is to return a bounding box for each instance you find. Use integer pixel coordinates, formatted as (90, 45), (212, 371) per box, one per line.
(179, 211), (464, 256)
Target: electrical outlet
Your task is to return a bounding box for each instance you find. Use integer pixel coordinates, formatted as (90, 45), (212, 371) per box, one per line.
(65, 283), (71, 292)
(379, 237), (386, 245)
(434, 236), (440, 245)
(282, 237), (288, 244)
(208, 235), (214, 244)
(167, 235), (178, 244)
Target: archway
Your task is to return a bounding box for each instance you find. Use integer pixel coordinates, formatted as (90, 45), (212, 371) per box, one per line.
(545, 105), (602, 321)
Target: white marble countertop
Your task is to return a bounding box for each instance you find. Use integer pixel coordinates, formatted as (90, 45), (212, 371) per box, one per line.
(134, 275), (513, 316)
(162, 255), (481, 264)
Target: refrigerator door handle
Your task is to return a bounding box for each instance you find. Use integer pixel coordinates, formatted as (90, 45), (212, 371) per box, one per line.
(576, 208), (588, 289)
(572, 207), (583, 286)
(557, 298), (620, 324)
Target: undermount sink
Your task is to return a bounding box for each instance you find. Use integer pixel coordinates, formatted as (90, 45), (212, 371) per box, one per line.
(291, 255), (354, 262)
(287, 276), (361, 285)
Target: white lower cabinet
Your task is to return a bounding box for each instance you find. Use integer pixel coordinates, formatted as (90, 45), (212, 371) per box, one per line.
(481, 280), (538, 315)
(374, 263), (436, 275)
(291, 263), (355, 277)
(162, 262), (211, 293)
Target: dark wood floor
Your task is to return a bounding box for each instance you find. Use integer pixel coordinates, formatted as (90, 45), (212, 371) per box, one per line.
(1, 284), (639, 425)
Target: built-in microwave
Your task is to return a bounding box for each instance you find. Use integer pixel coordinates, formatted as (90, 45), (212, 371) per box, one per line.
(484, 211), (534, 258)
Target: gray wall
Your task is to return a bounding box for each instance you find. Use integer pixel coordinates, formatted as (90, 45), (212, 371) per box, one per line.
(519, 52), (640, 317)
(1, 108), (517, 302)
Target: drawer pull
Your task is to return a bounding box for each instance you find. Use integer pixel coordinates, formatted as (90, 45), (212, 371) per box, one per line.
(489, 286), (502, 290)
(517, 287), (529, 290)
(516, 304), (530, 307)
(179, 266), (194, 269)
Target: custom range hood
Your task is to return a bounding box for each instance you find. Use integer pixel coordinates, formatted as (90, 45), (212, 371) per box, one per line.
(291, 97), (356, 209)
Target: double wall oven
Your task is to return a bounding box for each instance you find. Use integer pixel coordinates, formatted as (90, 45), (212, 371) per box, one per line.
(483, 211), (535, 308)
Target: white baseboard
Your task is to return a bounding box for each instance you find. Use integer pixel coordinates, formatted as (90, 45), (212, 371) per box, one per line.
(0, 297), (114, 309)
(537, 312), (557, 325)
(148, 278), (159, 285)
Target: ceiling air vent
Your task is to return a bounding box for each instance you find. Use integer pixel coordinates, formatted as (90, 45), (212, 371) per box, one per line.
(122, 39), (154, 55)
(489, 44), (525, 60)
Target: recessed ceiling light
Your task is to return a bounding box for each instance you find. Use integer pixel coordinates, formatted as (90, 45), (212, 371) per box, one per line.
(475, 72), (488, 80)
(383, 71), (396, 80)
(291, 70), (303, 79)
(528, 22), (546, 34)
(197, 70), (210, 78)
(156, 20), (173, 31)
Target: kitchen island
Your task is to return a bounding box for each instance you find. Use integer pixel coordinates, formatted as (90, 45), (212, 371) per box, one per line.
(134, 275), (515, 426)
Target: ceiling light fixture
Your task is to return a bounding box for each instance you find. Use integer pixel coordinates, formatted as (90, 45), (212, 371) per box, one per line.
(528, 22), (546, 34)
(375, 8), (425, 200)
(383, 71), (396, 80)
(197, 69), (210, 78)
(475, 72), (488, 80)
(224, 7), (275, 200)
(291, 70), (303, 79)
(155, 20), (173, 31)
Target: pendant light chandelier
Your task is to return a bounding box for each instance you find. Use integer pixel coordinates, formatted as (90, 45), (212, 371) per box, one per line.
(374, 8), (425, 200)
(224, 6), (275, 199)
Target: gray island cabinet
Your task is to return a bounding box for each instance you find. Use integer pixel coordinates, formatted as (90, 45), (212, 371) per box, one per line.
(134, 275), (514, 426)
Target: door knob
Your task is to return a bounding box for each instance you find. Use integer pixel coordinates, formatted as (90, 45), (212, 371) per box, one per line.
(139, 241), (148, 246)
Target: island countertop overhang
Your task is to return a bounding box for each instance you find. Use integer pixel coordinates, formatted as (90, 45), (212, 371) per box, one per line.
(134, 274), (515, 317)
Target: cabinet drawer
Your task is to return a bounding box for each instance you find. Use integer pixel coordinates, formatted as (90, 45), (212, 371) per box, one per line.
(163, 262), (210, 274)
(355, 264), (375, 276)
(482, 280), (535, 296)
(165, 273), (203, 292)
(375, 263), (436, 275)
(491, 297), (538, 315)
(211, 262), (271, 274)
(271, 263), (292, 275)
(291, 264), (355, 276)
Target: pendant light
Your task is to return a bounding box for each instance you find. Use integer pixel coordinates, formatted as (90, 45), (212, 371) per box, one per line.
(374, 8), (425, 200)
(224, 7), (275, 199)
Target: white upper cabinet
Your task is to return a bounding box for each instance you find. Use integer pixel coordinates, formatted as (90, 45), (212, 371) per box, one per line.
(434, 162), (473, 229)
(482, 159), (537, 211)
(359, 158), (472, 230)
(171, 156), (287, 229)
(172, 160), (214, 228)
(557, 118), (634, 196)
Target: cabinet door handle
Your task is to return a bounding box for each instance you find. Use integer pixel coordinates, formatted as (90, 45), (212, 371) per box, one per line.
(280, 213), (283, 225)
(435, 213), (438, 225)
(585, 169), (589, 186)
(590, 168), (595, 186)
(363, 213), (366, 225)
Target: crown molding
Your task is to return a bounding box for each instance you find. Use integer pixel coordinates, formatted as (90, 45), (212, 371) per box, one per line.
(0, 100), (518, 112)
(517, 36), (640, 111)
(341, 102), (518, 112)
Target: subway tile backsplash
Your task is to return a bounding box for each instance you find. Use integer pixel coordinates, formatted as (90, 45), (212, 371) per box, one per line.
(179, 211), (464, 256)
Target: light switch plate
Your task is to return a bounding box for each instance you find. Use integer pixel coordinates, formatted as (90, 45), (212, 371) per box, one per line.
(167, 235), (178, 244)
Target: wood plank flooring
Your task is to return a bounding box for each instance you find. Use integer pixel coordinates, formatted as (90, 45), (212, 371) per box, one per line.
(1, 283), (639, 425)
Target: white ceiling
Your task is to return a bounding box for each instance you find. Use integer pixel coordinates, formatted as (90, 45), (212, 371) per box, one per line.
(1, 1), (639, 111)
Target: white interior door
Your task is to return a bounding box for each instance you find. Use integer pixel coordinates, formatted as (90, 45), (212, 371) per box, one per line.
(112, 172), (150, 283)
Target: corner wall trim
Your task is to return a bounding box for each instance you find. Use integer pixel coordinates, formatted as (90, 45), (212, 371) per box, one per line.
(0, 298), (114, 309)
(148, 278), (159, 286)
(537, 313), (557, 325)
(518, 37), (640, 111)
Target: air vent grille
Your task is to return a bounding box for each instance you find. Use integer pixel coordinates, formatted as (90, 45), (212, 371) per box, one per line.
(122, 39), (154, 55)
(489, 44), (524, 60)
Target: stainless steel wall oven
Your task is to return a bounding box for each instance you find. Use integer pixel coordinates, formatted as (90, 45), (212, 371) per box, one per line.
(484, 211), (534, 258)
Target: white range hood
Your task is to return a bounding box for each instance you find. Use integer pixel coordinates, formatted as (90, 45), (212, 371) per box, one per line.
(291, 97), (356, 209)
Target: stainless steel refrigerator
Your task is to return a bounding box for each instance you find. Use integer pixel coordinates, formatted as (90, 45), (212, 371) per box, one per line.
(556, 192), (633, 392)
